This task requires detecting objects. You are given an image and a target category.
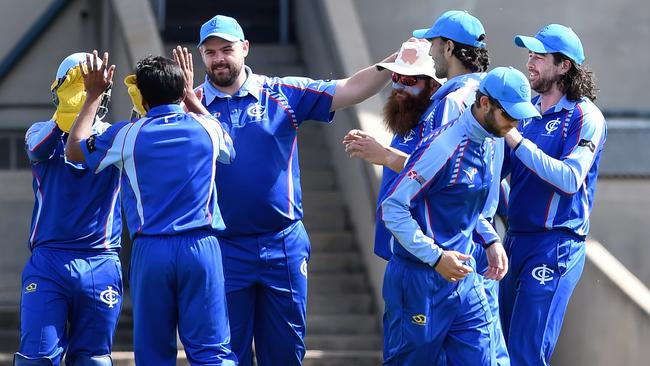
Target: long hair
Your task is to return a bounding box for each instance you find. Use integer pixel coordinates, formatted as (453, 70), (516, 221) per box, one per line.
(442, 37), (490, 73)
(553, 53), (598, 101)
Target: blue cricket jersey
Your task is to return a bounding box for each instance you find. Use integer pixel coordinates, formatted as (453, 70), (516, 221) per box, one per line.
(421, 72), (483, 135)
(374, 123), (427, 260)
(198, 67), (337, 236)
(25, 120), (121, 251)
(381, 109), (499, 266)
(506, 95), (607, 237)
(374, 72), (503, 260)
(80, 104), (234, 239)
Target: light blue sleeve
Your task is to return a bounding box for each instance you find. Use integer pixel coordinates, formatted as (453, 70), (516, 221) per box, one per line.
(25, 121), (60, 162)
(515, 102), (606, 194)
(380, 132), (458, 266)
(81, 122), (131, 173)
(474, 138), (503, 245)
(190, 112), (235, 164)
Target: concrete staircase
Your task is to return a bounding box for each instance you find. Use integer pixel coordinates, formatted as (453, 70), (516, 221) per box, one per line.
(300, 122), (383, 365)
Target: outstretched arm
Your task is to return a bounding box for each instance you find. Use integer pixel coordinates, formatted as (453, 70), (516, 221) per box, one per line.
(65, 51), (115, 162)
(330, 52), (396, 111)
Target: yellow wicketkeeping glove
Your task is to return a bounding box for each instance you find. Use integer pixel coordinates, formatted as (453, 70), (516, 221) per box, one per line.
(124, 74), (146, 118)
(51, 65), (86, 132)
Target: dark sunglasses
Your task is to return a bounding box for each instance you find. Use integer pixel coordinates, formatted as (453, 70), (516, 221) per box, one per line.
(485, 94), (518, 122)
(391, 72), (427, 87)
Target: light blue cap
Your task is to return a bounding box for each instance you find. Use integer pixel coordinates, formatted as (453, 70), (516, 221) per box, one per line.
(514, 24), (585, 65)
(479, 67), (541, 120)
(198, 15), (245, 46)
(412, 10), (486, 48)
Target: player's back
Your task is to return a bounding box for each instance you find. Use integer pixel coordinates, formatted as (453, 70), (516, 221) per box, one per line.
(26, 120), (122, 251)
(118, 105), (233, 237)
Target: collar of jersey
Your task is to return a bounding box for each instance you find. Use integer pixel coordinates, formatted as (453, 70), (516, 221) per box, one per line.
(145, 104), (184, 117)
(431, 72), (484, 102)
(203, 66), (262, 106)
(532, 94), (577, 115)
(461, 107), (495, 142)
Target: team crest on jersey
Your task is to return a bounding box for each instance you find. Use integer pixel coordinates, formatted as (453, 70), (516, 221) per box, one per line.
(212, 111), (221, 118)
(246, 104), (266, 121)
(532, 264), (554, 285)
(100, 286), (120, 308)
(407, 170), (426, 185)
(400, 130), (415, 145)
(543, 118), (561, 136)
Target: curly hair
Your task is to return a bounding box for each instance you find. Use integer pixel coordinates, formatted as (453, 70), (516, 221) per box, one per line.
(441, 37), (490, 73)
(553, 53), (598, 101)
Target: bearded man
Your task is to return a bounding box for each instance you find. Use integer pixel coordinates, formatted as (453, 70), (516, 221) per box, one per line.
(343, 40), (443, 260)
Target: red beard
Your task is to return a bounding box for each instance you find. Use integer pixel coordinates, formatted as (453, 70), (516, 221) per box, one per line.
(382, 85), (434, 136)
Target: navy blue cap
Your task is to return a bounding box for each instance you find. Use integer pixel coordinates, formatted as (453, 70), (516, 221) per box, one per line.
(514, 24), (585, 65)
(412, 10), (486, 48)
(479, 67), (541, 120)
(198, 15), (245, 46)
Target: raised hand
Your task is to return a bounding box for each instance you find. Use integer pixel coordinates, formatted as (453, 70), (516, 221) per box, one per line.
(79, 50), (114, 99)
(173, 45), (195, 101)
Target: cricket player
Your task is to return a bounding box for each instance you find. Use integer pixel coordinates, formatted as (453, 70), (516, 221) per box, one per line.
(193, 14), (395, 365)
(65, 51), (237, 366)
(381, 66), (540, 365)
(17, 53), (121, 366)
(343, 39), (444, 260)
(499, 24), (607, 366)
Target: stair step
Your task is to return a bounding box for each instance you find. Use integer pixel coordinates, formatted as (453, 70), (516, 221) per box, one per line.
(309, 274), (368, 294)
(305, 335), (383, 351)
(300, 169), (337, 190)
(0, 351), (384, 366)
(309, 253), (363, 273)
(0, 329), (18, 353)
(299, 147), (333, 168)
(308, 314), (379, 334)
(308, 294), (375, 315)
(302, 191), (346, 210)
(303, 212), (346, 231)
(303, 350), (383, 366)
(309, 232), (356, 252)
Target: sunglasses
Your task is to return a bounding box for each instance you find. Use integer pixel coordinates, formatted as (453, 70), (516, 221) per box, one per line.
(391, 72), (426, 87)
(485, 94), (518, 122)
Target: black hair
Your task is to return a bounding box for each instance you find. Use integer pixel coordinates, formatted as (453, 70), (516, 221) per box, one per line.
(552, 53), (598, 101)
(441, 37), (490, 73)
(135, 56), (185, 108)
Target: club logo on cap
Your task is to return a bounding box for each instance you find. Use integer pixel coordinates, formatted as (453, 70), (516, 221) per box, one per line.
(400, 48), (418, 64)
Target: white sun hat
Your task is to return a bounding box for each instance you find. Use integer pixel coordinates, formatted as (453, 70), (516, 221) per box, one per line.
(376, 40), (445, 84)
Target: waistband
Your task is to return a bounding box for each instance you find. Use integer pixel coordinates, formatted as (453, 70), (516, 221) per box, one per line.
(507, 228), (586, 241)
